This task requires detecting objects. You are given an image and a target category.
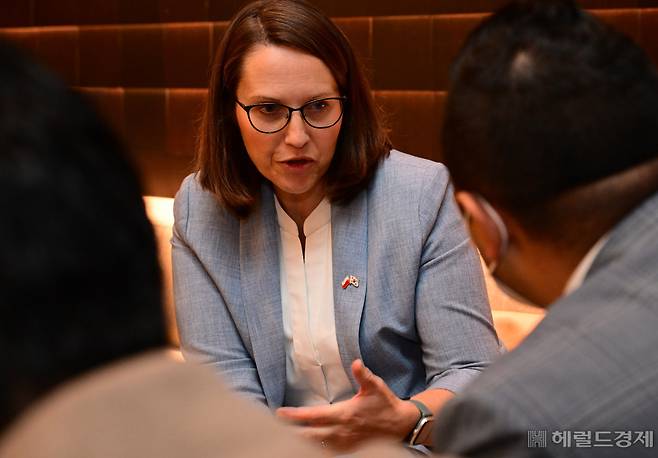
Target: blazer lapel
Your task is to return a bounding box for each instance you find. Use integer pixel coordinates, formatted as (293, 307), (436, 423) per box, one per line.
(240, 185), (286, 408)
(332, 191), (368, 391)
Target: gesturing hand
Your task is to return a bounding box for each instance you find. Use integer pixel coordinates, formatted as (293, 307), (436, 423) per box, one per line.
(276, 359), (417, 453)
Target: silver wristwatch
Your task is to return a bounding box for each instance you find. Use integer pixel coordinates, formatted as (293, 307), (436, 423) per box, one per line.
(406, 399), (434, 446)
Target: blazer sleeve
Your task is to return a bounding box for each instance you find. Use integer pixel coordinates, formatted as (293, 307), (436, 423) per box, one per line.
(416, 166), (503, 393)
(433, 391), (531, 458)
(171, 177), (267, 405)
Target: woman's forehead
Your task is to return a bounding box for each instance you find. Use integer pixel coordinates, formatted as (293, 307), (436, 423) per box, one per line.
(237, 44), (339, 104)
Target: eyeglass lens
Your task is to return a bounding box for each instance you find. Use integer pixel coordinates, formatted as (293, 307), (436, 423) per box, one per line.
(248, 98), (343, 133)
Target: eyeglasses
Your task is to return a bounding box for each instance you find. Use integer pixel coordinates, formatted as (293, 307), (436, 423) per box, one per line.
(236, 96), (346, 134)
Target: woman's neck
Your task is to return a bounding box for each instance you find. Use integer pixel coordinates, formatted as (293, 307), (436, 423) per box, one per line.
(275, 187), (326, 232)
(275, 186), (326, 257)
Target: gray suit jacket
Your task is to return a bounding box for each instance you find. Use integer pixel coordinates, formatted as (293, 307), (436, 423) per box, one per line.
(434, 191), (658, 457)
(0, 352), (328, 458)
(172, 150), (501, 408)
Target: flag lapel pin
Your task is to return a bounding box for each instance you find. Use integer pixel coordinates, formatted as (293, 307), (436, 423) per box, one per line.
(341, 275), (359, 289)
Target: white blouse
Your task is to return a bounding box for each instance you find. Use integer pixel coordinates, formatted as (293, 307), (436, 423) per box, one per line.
(275, 196), (354, 407)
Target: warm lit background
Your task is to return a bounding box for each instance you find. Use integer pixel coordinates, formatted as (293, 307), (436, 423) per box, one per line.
(3, 0), (658, 349)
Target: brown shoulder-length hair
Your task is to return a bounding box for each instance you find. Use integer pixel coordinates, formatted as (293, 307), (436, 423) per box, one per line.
(196, 0), (391, 218)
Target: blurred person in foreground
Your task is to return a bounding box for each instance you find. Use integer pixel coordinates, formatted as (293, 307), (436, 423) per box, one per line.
(431, 1), (658, 457)
(0, 36), (166, 430)
(0, 38), (333, 458)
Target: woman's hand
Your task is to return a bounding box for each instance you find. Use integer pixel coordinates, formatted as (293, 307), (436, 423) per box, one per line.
(276, 359), (419, 453)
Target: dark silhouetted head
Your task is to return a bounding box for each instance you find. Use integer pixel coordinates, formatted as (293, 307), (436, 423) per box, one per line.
(0, 39), (166, 430)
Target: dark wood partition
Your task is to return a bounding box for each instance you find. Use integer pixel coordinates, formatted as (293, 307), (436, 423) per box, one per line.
(1, 0), (658, 197)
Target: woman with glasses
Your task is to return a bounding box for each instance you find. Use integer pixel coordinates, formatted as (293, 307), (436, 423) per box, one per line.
(172, 0), (501, 453)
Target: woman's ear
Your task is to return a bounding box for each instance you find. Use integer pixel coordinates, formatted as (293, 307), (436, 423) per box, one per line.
(455, 191), (505, 267)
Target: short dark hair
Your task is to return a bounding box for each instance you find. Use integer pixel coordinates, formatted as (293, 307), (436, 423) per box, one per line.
(0, 39), (166, 430)
(443, 0), (658, 234)
(196, 0), (390, 217)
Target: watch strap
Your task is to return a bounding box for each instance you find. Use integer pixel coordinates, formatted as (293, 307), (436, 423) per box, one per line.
(405, 399), (434, 446)
(408, 399), (432, 418)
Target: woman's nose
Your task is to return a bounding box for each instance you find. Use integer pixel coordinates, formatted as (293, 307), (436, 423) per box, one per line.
(283, 111), (310, 148)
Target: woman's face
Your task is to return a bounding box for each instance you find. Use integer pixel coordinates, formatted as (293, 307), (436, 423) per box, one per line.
(235, 44), (342, 206)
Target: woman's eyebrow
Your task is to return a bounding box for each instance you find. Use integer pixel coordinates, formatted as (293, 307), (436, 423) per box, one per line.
(245, 92), (339, 105)
(305, 92), (337, 101)
(245, 95), (282, 104)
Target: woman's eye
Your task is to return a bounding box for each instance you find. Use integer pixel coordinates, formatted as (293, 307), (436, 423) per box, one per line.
(307, 101), (328, 112)
(257, 104), (285, 116)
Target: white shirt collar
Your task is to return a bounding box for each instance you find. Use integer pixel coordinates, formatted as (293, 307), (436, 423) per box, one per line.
(563, 233), (610, 295)
(274, 195), (331, 237)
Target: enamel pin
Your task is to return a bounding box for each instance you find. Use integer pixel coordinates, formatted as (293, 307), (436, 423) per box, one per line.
(341, 275), (359, 289)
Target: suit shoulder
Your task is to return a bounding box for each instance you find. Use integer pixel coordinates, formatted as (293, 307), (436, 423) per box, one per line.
(369, 151), (453, 224)
(375, 150), (449, 186)
(371, 150), (450, 201)
(175, 173), (213, 205)
(173, 173), (238, 236)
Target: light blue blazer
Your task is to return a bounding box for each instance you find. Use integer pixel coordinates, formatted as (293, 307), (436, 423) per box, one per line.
(172, 150), (502, 408)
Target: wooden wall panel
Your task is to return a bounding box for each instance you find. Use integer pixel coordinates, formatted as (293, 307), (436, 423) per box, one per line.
(79, 27), (122, 87)
(592, 9), (642, 40)
(77, 87), (126, 141)
(6, 1), (658, 26)
(372, 16), (433, 90)
(1, 3), (657, 200)
(121, 25), (165, 87)
(374, 91), (445, 162)
(163, 24), (212, 88)
(5, 0), (655, 340)
(159, 0), (209, 23)
(0, 0), (33, 27)
(165, 89), (206, 158)
(334, 17), (372, 65)
(641, 9), (658, 68)
(432, 14), (485, 91)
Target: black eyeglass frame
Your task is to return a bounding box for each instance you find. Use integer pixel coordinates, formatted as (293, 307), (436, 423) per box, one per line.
(236, 96), (347, 134)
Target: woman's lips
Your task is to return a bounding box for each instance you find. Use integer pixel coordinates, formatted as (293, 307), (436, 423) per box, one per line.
(281, 158), (313, 170)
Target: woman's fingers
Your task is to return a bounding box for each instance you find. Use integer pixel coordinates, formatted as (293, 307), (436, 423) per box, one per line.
(277, 403), (341, 426)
